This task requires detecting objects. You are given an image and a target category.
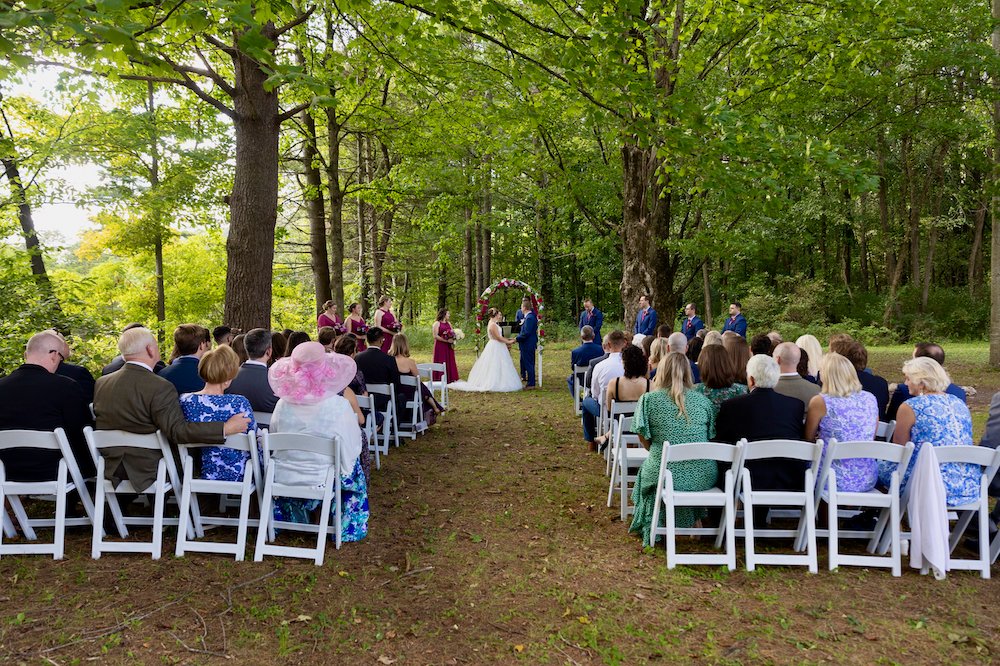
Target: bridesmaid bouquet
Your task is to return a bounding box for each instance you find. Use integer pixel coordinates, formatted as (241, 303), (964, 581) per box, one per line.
(452, 328), (465, 340)
(355, 322), (368, 335)
(387, 321), (403, 333)
(332, 321), (348, 335)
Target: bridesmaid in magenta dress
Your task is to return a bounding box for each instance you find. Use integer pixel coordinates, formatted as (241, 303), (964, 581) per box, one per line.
(317, 300), (342, 332)
(432, 308), (459, 383)
(374, 296), (400, 353)
(346, 302), (367, 352)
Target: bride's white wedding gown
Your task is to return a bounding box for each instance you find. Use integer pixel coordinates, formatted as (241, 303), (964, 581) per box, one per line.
(449, 321), (523, 393)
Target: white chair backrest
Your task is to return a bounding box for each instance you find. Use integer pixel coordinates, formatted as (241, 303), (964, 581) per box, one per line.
(254, 411), (272, 428)
(876, 420), (896, 441)
(264, 431), (339, 457)
(399, 375), (419, 388)
(86, 427), (166, 451)
(610, 400), (637, 417)
(617, 415), (633, 434)
(0, 429), (66, 452)
(831, 439), (912, 465)
(355, 394), (373, 410)
(932, 444), (1000, 475)
(741, 439), (821, 463)
(664, 441), (741, 465)
(573, 364), (589, 376)
(180, 432), (255, 455)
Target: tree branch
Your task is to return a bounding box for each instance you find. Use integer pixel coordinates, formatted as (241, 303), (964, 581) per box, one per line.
(275, 6), (316, 38)
(132, 0), (187, 38)
(278, 101), (312, 123)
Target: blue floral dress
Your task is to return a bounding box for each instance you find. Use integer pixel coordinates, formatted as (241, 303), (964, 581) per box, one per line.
(877, 393), (979, 506)
(179, 393), (257, 480)
(817, 392), (878, 492)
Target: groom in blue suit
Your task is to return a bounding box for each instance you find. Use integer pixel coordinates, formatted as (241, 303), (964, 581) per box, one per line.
(516, 298), (538, 388)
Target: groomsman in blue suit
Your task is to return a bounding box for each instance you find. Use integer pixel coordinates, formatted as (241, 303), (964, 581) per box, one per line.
(516, 298), (539, 388)
(578, 299), (603, 341)
(721, 302), (748, 337)
(634, 295), (657, 336)
(681, 303), (704, 341)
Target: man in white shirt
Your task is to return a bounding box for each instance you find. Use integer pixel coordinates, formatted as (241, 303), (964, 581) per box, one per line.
(582, 330), (628, 450)
(226, 328), (278, 412)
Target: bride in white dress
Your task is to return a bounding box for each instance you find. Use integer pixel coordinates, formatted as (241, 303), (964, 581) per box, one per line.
(450, 308), (523, 392)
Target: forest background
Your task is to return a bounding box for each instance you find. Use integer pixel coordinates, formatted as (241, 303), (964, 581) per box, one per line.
(2, 0), (1000, 373)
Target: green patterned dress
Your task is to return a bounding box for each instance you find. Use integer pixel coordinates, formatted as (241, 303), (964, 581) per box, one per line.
(629, 389), (717, 544)
(693, 382), (748, 419)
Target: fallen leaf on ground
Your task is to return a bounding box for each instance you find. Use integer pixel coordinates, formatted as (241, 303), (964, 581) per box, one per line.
(377, 656), (396, 665)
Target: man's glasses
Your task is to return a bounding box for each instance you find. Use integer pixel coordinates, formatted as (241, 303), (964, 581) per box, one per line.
(48, 349), (66, 362)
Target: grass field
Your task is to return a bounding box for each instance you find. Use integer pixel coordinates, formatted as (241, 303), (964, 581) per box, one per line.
(0, 343), (998, 664)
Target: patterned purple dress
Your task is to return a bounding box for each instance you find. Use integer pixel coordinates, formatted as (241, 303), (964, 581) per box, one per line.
(817, 391), (879, 492)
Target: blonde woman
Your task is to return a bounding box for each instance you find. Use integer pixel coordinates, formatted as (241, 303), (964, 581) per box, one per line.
(388, 333), (443, 420)
(805, 352), (878, 492)
(880, 356), (978, 505)
(647, 337), (670, 378)
(629, 352), (716, 545)
(795, 334), (823, 379)
(703, 330), (723, 347)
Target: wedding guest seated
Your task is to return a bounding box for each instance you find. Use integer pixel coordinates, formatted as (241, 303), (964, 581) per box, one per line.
(629, 352), (716, 545)
(667, 332), (700, 383)
(795, 334), (823, 379)
(715, 355), (805, 520)
(696, 328), (708, 340)
(582, 331), (627, 450)
(878, 357), (978, 505)
(159, 324), (211, 394)
(885, 342), (966, 420)
(686, 336), (704, 366)
(840, 340), (890, 417)
(389, 333), (443, 425)
(797, 348), (817, 384)
(267, 342), (368, 542)
(284, 331), (311, 357)
(641, 333), (655, 362)
(178, 345), (256, 481)
(318, 326), (338, 351)
(656, 324), (672, 339)
(976, 390), (1000, 537)
(231, 333), (248, 364)
(593, 344), (650, 451)
(102, 323), (166, 375)
(647, 338), (669, 379)
(93, 327), (248, 492)
(772, 342), (820, 408)
(767, 330), (783, 347)
(333, 333), (375, 482)
(750, 333), (774, 356)
(568, 325), (604, 396)
(269, 331), (288, 364)
(226, 328), (278, 413)
(702, 330), (723, 347)
(583, 333), (611, 391)
(355, 328), (402, 416)
(805, 352), (879, 494)
(213, 325), (235, 346)
(0, 331), (94, 480)
(693, 344), (747, 418)
(723, 334), (751, 385)
(45, 329), (96, 404)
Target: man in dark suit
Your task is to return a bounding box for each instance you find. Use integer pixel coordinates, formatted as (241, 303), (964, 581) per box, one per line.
(355, 328), (402, 413)
(583, 334), (611, 391)
(568, 325), (605, 396)
(0, 331), (95, 480)
(44, 329), (97, 404)
(225, 328), (278, 413)
(158, 324), (211, 395)
(721, 302), (748, 337)
(102, 323), (167, 375)
(634, 295), (657, 337)
(841, 340), (889, 418)
(578, 299), (603, 341)
(715, 354), (806, 522)
(516, 299), (539, 388)
(681, 303), (704, 341)
(93, 327), (249, 491)
(886, 342), (966, 420)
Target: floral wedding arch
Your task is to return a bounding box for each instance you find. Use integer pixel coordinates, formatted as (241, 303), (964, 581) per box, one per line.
(474, 277), (545, 385)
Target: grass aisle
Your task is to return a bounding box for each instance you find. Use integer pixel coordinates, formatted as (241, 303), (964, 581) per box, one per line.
(1, 346), (998, 663)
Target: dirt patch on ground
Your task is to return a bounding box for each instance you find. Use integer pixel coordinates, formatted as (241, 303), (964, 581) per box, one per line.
(1, 346), (998, 664)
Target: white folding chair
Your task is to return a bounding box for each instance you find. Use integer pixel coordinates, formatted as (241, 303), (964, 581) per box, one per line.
(649, 441), (742, 570)
(86, 427), (187, 560)
(175, 432), (261, 560)
(875, 420), (896, 442)
(355, 394), (380, 470)
(934, 445), (1000, 578)
(0, 429), (95, 559)
(254, 431), (341, 565)
(254, 411), (272, 429)
(367, 383), (399, 449)
(2, 511), (15, 539)
(817, 440), (915, 576)
(572, 364), (589, 416)
(606, 416), (648, 520)
(604, 400), (637, 474)
(417, 362), (449, 410)
(734, 438), (823, 572)
(397, 375), (428, 440)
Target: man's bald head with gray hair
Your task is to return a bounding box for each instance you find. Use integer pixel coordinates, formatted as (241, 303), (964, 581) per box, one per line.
(24, 331), (65, 372)
(746, 354), (780, 389)
(772, 342), (801, 373)
(118, 327), (157, 358)
(667, 332), (688, 354)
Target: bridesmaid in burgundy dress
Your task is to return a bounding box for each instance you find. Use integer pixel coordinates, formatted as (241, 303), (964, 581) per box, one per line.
(346, 302), (368, 352)
(374, 296), (401, 353)
(317, 300), (342, 332)
(432, 308), (459, 383)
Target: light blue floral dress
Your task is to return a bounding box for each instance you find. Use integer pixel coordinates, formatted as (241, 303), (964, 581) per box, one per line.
(817, 392), (878, 492)
(877, 393), (979, 506)
(178, 393), (257, 481)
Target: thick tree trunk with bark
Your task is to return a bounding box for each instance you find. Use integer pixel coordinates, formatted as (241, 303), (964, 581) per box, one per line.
(302, 109), (331, 314)
(325, 108), (345, 315)
(991, 0), (1000, 365)
(146, 82), (165, 344)
(224, 30), (280, 331)
(356, 133), (370, 317)
(463, 209), (474, 318)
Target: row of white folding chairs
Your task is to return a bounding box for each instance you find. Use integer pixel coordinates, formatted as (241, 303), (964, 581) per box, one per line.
(643, 437), (1000, 577)
(572, 364), (589, 416)
(417, 362), (449, 411)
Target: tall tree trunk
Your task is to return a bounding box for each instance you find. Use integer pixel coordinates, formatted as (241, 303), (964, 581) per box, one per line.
(224, 27), (280, 331)
(475, 219), (484, 297)
(302, 107), (331, 314)
(145, 81), (165, 345)
(356, 133), (370, 317)
(325, 109), (345, 315)
(992, 0), (1000, 365)
(877, 133), (894, 294)
(463, 208), (474, 318)
(437, 261), (447, 311)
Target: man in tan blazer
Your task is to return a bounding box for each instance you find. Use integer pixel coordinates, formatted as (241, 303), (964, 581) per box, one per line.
(771, 342), (820, 408)
(93, 327), (250, 490)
